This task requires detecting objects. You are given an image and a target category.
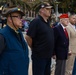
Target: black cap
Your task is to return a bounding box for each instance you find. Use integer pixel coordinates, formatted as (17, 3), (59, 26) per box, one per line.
(2, 6), (25, 17)
(38, 2), (52, 10)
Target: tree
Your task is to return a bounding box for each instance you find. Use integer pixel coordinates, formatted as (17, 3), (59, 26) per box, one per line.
(57, 0), (76, 13)
(0, 0), (31, 13)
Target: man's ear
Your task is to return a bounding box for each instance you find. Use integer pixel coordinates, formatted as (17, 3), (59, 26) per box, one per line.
(8, 17), (12, 23)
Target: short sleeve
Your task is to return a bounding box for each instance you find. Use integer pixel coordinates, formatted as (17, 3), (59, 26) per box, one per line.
(27, 19), (38, 38)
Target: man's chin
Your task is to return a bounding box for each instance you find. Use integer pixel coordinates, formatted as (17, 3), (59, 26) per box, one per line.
(19, 25), (23, 28)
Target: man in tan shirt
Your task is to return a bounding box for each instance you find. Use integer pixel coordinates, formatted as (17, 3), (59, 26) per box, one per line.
(66, 14), (76, 75)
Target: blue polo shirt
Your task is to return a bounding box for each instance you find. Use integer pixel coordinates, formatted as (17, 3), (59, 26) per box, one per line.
(27, 15), (54, 58)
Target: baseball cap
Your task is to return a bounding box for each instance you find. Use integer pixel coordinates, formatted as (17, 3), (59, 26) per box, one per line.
(2, 6), (25, 17)
(59, 14), (69, 19)
(37, 2), (52, 11)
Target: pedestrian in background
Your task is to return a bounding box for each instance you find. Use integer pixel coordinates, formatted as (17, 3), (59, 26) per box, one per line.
(72, 15), (76, 75)
(65, 14), (76, 75)
(0, 6), (29, 75)
(53, 14), (69, 75)
(25, 2), (54, 75)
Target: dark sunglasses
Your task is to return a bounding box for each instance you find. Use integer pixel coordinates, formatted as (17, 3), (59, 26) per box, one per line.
(10, 15), (22, 19)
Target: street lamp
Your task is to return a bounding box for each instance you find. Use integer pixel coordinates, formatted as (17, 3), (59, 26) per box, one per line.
(54, 1), (60, 21)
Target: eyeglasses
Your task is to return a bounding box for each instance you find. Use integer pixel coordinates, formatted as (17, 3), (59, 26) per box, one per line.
(10, 15), (22, 19)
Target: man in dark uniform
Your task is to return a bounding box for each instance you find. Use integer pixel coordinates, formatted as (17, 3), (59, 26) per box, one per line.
(25, 2), (54, 75)
(0, 6), (29, 75)
(53, 14), (69, 75)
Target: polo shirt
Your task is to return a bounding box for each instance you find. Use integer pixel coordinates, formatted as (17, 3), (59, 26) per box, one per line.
(27, 15), (54, 58)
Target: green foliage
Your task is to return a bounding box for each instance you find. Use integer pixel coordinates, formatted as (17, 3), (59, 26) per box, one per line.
(32, 1), (42, 13)
(0, 0), (31, 11)
(1, 0), (76, 14)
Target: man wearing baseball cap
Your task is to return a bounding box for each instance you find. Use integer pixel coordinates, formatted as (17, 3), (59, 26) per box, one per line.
(0, 6), (29, 75)
(25, 2), (54, 75)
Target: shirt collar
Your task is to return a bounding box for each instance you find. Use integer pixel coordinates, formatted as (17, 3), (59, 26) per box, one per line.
(7, 25), (19, 34)
(38, 15), (50, 24)
(8, 25), (19, 34)
(69, 23), (76, 29)
(61, 24), (66, 29)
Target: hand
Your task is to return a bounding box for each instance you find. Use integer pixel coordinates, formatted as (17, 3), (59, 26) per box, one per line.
(52, 55), (56, 59)
(68, 50), (72, 56)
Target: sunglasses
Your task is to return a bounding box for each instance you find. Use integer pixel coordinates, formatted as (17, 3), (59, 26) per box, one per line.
(10, 15), (22, 19)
